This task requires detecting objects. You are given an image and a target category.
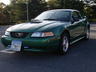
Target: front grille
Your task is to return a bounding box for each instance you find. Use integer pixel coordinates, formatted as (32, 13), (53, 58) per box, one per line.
(11, 32), (28, 38)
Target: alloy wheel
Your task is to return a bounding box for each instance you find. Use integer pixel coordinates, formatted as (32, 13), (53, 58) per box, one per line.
(62, 36), (69, 52)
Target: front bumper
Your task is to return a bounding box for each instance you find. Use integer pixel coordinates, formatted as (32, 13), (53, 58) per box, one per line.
(1, 35), (60, 52)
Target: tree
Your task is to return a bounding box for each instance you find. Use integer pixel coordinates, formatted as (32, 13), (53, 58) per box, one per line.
(28, 0), (47, 19)
(47, 0), (85, 12)
(0, 3), (10, 24)
(47, 0), (60, 9)
(8, 0), (47, 23)
(8, 0), (29, 23)
(1, 0), (95, 24)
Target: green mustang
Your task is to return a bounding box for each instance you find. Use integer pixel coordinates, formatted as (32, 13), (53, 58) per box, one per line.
(1, 9), (90, 55)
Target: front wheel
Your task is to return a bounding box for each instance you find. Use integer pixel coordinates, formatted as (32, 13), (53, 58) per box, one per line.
(59, 33), (70, 55)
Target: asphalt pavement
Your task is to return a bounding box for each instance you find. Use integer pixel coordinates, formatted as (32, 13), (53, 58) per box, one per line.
(0, 24), (96, 72)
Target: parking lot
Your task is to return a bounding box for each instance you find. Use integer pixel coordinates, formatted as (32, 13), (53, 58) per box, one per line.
(0, 24), (96, 72)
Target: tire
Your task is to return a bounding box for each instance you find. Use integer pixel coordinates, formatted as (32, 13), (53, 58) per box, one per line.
(59, 33), (70, 55)
(84, 27), (90, 40)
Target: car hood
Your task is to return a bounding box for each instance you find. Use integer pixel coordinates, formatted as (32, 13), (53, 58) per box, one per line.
(7, 21), (70, 32)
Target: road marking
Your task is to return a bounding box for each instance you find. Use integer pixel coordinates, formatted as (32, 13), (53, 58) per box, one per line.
(0, 48), (16, 54)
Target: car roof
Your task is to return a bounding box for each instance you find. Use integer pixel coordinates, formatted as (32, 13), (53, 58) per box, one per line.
(46, 9), (79, 12)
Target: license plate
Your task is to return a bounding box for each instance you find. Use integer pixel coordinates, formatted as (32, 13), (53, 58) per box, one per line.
(11, 40), (22, 51)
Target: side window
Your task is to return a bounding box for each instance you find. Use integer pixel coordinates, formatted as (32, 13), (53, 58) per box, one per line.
(72, 11), (82, 21)
(76, 12), (82, 19)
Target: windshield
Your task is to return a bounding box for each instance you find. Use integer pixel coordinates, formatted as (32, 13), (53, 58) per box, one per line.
(35, 11), (71, 22)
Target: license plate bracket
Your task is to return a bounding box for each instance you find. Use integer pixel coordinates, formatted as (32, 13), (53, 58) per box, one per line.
(11, 40), (22, 51)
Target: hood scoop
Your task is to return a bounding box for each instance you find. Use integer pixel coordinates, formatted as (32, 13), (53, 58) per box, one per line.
(31, 19), (42, 23)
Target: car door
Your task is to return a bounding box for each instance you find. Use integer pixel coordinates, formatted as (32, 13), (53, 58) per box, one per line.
(69, 11), (83, 40)
(76, 11), (86, 35)
(78, 12), (87, 35)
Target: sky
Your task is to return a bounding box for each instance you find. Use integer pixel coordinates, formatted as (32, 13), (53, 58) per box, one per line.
(0, 0), (10, 5)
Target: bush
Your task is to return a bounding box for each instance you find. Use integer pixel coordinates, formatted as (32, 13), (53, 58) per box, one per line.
(89, 19), (96, 23)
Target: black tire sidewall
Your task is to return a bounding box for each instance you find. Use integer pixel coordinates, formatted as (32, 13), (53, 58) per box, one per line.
(59, 33), (69, 55)
(85, 27), (90, 40)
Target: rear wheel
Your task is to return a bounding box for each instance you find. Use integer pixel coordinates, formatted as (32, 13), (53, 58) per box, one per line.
(59, 33), (70, 55)
(84, 27), (90, 40)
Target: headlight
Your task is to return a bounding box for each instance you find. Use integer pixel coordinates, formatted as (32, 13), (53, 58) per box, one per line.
(5, 31), (10, 36)
(31, 32), (54, 37)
